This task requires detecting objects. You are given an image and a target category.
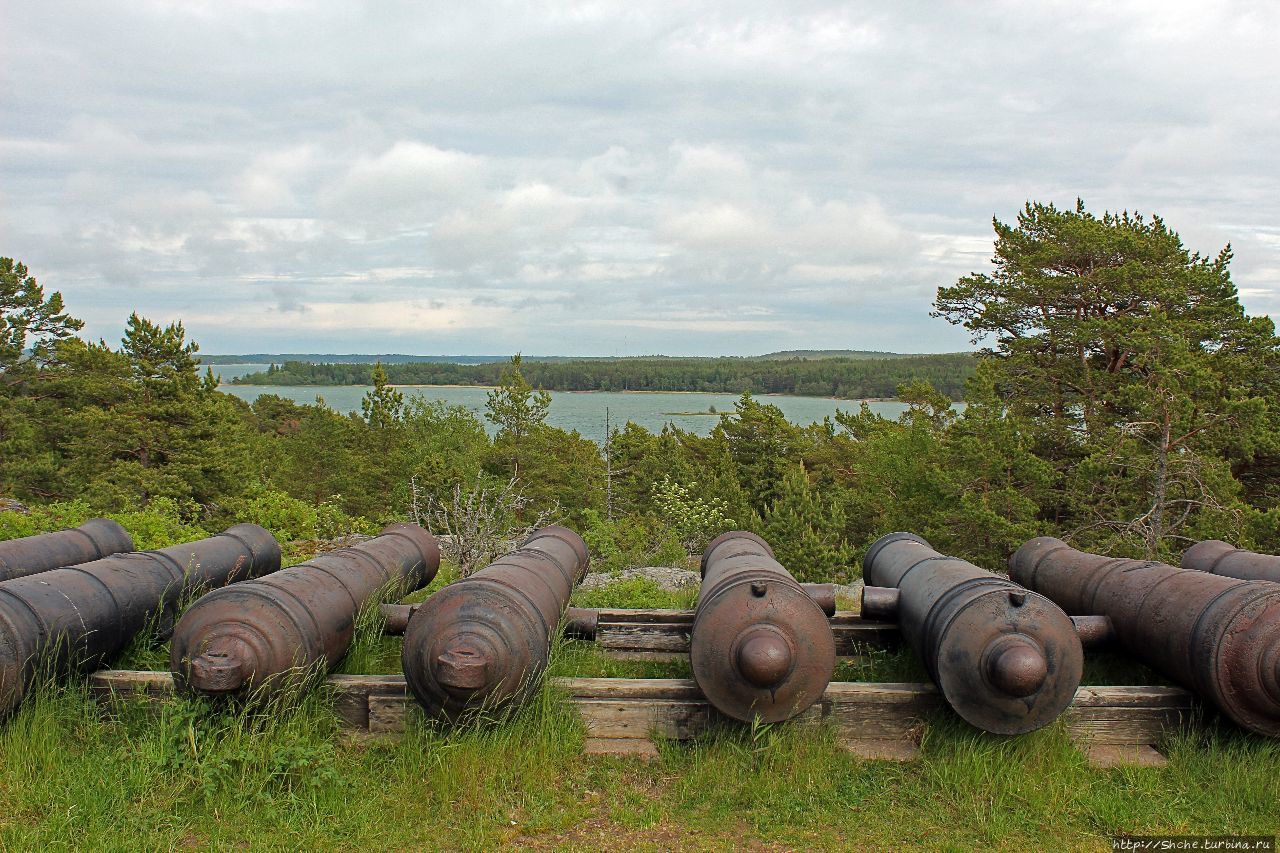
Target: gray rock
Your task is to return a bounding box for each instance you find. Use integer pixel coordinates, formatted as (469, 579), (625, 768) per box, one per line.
(579, 566), (700, 593)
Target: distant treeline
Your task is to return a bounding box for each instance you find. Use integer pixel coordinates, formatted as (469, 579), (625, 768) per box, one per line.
(202, 348), (929, 365)
(201, 353), (512, 365)
(230, 354), (977, 399)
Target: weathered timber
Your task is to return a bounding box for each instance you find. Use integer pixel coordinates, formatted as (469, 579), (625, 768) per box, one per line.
(382, 604), (898, 656)
(562, 608), (896, 661)
(87, 670), (1192, 765)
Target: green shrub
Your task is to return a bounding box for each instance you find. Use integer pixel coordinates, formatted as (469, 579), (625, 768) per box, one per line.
(221, 489), (373, 543)
(0, 497), (207, 551)
(0, 500), (96, 540)
(650, 476), (735, 554)
(579, 509), (686, 573)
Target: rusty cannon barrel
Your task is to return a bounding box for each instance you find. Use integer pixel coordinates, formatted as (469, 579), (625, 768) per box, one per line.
(0, 524), (279, 714)
(0, 519), (134, 582)
(172, 523), (439, 699)
(691, 532), (835, 723)
(402, 525), (588, 721)
(862, 532), (1083, 734)
(1182, 540), (1280, 584)
(1011, 537), (1280, 737)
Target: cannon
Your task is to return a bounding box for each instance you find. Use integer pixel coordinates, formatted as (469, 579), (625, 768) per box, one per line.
(0, 524), (279, 714)
(1182, 540), (1280, 584)
(172, 523), (439, 699)
(0, 519), (134, 582)
(1010, 537), (1280, 737)
(861, 532), (1083, 734)
(691, 532), (835, 723)
(402, 525), (588, 721)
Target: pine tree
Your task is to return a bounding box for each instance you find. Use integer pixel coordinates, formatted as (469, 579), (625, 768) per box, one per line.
(935, 200), (1280, 557)
(484, 354), (550, 438)
(63, 315), (253, 509)
(759, 463), (853, 582)
(0, 257), (84, 384)
(361, 362), (404, 429)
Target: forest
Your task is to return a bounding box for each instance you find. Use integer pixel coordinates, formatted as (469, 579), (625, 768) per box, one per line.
(230, 351), (976, 400)
(3, 200), (1280, 578)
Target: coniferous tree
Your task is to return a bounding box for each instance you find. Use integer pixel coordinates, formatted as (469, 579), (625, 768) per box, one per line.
(485, 354), (550, 438)
(64, 315), (253, 510)
(759, 463), (854, 582)
(935, 200), (1280, 557)
(361, 361), (405, 429)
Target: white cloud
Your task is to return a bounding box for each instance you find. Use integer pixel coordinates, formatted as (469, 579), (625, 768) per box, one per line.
(331, 142), (486, 218)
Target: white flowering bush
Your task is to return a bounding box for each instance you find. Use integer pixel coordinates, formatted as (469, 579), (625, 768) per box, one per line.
(651, 476), (735, 554)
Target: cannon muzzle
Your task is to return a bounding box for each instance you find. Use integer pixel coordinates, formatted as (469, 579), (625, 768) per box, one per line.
(402, 525), (589, 722)
(1010, 536), (1280, 737)
(690, 531), (835, 723)
(861, 532), (1083, 735)
(172, 523), (439, 700)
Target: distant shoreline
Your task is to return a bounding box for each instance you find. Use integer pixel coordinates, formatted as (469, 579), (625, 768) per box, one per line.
(222, 382), (898, 404)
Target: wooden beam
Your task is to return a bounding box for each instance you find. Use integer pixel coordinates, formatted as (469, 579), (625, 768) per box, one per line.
(585, 609), (898, 660)
(87, 670), (1193, 765)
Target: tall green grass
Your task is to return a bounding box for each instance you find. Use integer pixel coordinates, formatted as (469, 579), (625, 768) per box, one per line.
(3, 649), (1279, 849)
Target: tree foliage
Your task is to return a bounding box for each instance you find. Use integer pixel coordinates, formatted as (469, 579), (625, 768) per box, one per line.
(361, 362), (404, 430)
(484, 354), (550, 438)
(6, 202), (1280, 577)
(0, 257), (83, 383)
(936, 200), (1280, 557)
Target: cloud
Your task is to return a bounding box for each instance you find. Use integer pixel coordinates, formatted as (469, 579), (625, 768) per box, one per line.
(1, 1), (1277, 355)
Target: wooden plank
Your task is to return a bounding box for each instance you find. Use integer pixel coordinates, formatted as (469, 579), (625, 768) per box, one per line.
(582, 610), (898, 660)
(1070, 686), (1191, 708)
(552, 677), (704, 700)
(575, 698), (712, 739)
(828, 713), (928, 741)
(368, 694), (412, 734)
(838, 737), (921, 762)
(597, 629), (691, 653)
(327, 673), (407, 695)
(1064, 709), (1186, 745)
(87, 669), (174, 698)
(1084, 744), (1169, 768)
(583, 736), (661, 760)
(596, 609), (695, 625)
(325, 674), (406, 727)
(824, 681), (941, 704)
(83, 671), (1192, 751)
(824, 685), (939, 741)
(598, 651), (688, 663)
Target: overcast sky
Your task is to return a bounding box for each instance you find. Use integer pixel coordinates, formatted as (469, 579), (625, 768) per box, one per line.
(3, 1), (1278, 356)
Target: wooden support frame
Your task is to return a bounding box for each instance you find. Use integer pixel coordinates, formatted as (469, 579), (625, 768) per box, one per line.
(579, 609), (898, 660)
(87, 670), (1192, 767)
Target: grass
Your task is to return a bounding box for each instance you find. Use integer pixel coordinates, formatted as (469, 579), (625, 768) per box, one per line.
(571, 576), (699, 610)
(2, 672), (1277, 850)
(2, 563), (1276, 849)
